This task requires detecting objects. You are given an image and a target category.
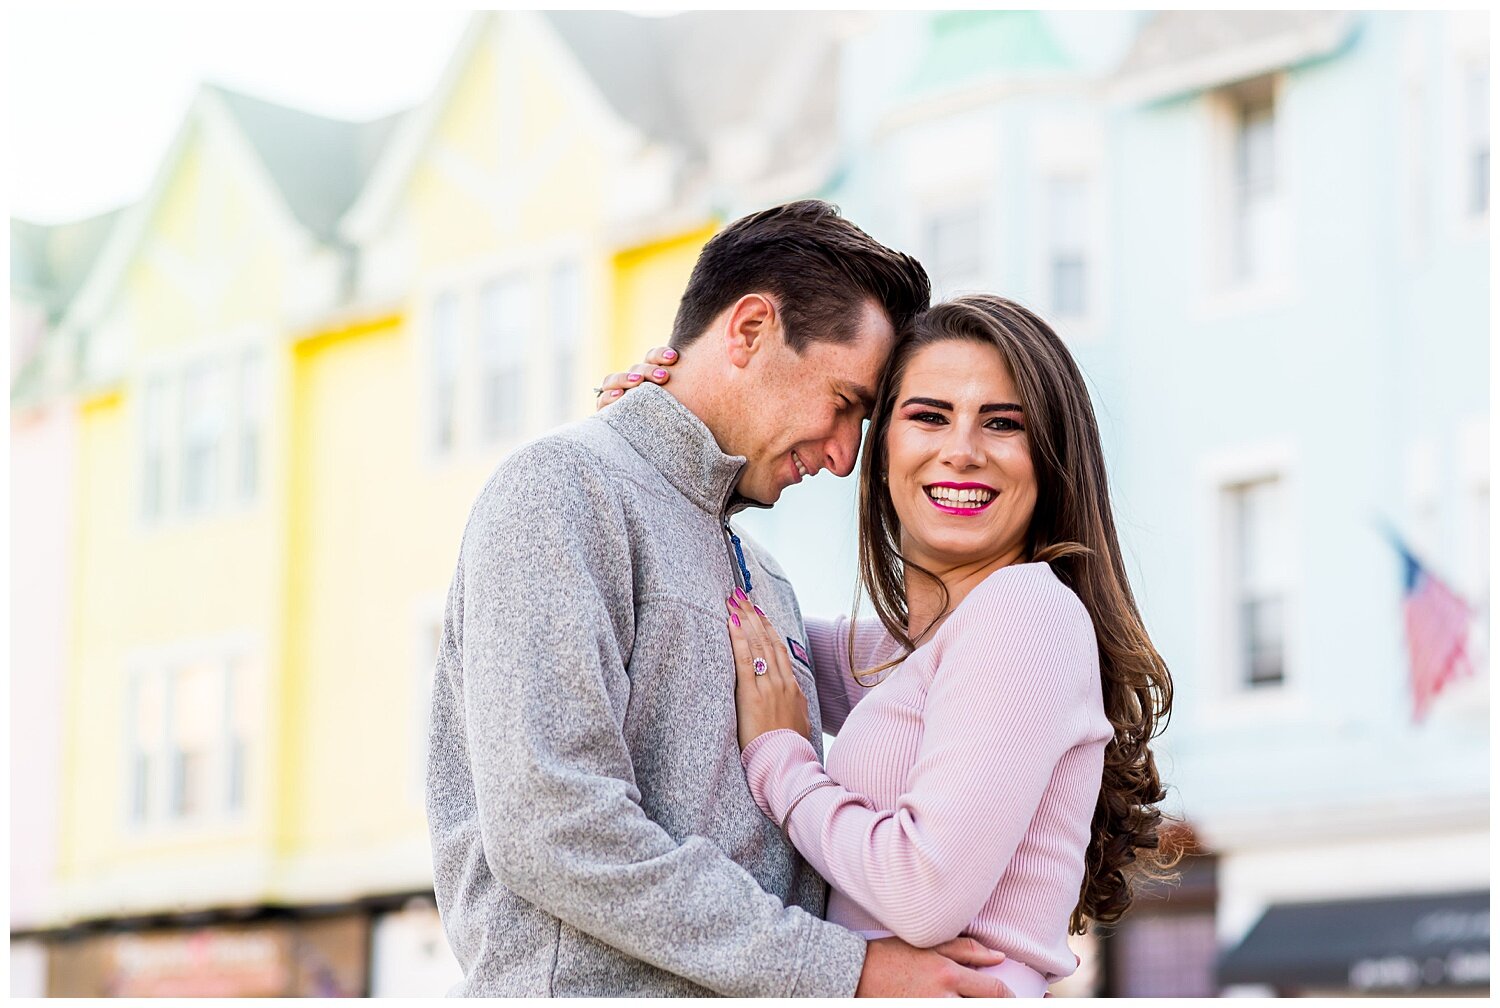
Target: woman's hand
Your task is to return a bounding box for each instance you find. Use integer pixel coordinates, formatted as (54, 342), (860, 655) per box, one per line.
(727, 588), (811, 750)
(595, 346), (679, 410)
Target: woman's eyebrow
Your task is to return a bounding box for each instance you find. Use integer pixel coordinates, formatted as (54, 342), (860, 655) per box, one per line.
(900, 396), (1023, 413)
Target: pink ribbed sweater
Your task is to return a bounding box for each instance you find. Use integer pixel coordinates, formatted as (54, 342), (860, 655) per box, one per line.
(740, 562), (1110, 981)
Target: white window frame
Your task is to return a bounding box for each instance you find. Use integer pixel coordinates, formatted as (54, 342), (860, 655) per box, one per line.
(178, 357), (226, 515)
(139, 374), (171, 522)
(1044, 173), (1092, 323)
(1200, 73), (1296, 315)
(136, 338), (268, 529)
(427, 290), (463, 457)
(120, 635), (260, 840)
(1195, 443), (1305, 724)
(233, 350), (265, 503)
(477, 274), (530, 446)
(918, 194), (991, 300)
(420, 241), (591, 467)
(1444, 13), (1489, 234)
(1029, 114), (1107, 340)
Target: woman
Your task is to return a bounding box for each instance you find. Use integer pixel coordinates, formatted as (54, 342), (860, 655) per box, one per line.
(599, 295), (1172, 996)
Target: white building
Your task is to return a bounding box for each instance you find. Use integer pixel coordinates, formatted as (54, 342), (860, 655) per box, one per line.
(745, 10), (1488, 996)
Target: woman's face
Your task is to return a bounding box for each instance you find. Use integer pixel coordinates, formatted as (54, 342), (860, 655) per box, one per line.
(883, 339), (1038, 573)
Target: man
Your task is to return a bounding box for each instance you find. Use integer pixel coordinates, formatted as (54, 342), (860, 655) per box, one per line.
(426, 201), (1011, 996)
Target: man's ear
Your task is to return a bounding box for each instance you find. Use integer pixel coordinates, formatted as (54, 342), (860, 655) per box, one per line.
(723, 293), (780, 369)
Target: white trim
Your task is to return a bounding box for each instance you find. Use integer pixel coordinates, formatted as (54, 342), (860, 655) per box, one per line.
(117, 632), (263, 844)
(131, 330), (272, 534)
(1193, 441), (1306, 725)
(1028, 115), (1108, 340)
(1194, 73), (1299, 319)
(417, 237), (593, 470)
(1441, 18), (1490, 238)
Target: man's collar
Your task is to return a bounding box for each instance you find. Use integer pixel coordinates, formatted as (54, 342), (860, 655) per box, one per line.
(599, 383), (768, 517)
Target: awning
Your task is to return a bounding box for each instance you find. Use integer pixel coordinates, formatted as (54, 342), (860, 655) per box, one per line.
(1219, 890), (1489, 992)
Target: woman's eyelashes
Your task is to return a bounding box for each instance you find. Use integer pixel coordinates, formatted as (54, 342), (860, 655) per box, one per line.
(904, 409), (1024, 432)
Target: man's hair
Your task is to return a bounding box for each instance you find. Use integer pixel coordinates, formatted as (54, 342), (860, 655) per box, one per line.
(668, 200), (931, 353)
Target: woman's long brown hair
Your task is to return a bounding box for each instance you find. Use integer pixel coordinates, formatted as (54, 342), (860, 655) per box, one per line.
(850, 294), (1175, 933)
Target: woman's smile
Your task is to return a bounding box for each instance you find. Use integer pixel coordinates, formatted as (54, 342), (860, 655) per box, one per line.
(923, 481), (998, 514)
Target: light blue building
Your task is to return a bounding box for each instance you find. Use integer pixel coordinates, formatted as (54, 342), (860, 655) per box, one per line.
(741, 10), (1488, 996)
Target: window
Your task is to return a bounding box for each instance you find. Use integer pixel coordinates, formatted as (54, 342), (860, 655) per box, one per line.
(128, 649), (254, 828)
(923, 205), (986, 296)
(1464, 61), (1489, 217)
(224, 654), (253, 812)
(168, 659), (218, 818)
(1228, 77), (1279, 283)
(430, 293), (461, 454)
(235, 352), (264, 501)
(550, 261), (582, 426)
(477, 277), (527, 443)
(1046, 176), (1089, 319)
(142, 348), (266, 523)
(1225, 477), (1289, 688)
(141, 376), (168, 520)
(179, 361), (226, 512)
(126, 670), (163, 824)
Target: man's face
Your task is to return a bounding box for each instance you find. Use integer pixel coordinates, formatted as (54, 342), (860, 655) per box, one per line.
(732, 299), (897, 505)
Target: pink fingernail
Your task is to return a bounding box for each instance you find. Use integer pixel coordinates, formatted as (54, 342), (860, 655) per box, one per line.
(627, 373), (642, 381)
(734, 587), (747, 601)
(663, 348), (677, 359)
(653, 369), (667, 378)
(730, 613), (740, 627)
(610, 389), (622, 397)
(728, 596), (740, 609)
(753, 605), (765, 616)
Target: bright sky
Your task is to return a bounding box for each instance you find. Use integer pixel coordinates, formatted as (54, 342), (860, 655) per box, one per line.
(5, 9), (473, 224)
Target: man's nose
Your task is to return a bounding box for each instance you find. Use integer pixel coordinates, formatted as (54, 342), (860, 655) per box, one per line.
(825, 423), (863, 478)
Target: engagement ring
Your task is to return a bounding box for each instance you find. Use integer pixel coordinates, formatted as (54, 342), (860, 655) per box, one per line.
(753, 657), (768, 676)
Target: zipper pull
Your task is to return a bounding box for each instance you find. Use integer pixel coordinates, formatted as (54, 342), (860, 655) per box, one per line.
(727, 528), (754, 593)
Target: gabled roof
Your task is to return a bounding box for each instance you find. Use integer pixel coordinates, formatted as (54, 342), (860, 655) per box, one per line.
(346, 11), (846, 240)
(10, 207), (129, 322)
(207, 84), (409, 241)
(541, 11), (842, 161)
(1112, 11), (1355, 104)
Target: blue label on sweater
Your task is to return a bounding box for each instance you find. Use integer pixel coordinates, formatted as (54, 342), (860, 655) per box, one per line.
(786, 637), (811, 670)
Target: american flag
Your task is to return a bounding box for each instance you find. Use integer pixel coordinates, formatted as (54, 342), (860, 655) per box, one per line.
(1392, 537), (1475, 723)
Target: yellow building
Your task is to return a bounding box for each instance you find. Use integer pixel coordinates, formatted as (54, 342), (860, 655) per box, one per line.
(37, 10), (845, 996)
(44, 82), (408, 996)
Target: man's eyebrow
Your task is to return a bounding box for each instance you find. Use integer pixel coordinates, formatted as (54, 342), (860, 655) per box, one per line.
(840, 381), (877, 412)
(900, 396), (1024, 413)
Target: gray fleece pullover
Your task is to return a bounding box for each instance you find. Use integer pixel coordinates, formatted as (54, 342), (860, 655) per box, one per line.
(425, 382), (868, 996)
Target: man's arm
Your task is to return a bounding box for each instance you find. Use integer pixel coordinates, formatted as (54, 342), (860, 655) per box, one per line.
(455, 439), (864, 996)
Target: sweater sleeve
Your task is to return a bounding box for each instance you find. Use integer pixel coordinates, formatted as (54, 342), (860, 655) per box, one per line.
(805, 615), (861, 734)
(452, 440), (865, 996)
(741, 567), (1097, 948)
